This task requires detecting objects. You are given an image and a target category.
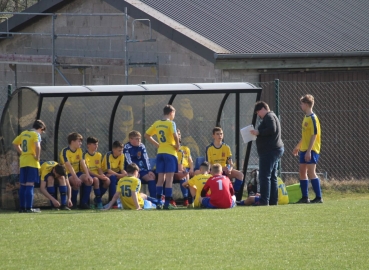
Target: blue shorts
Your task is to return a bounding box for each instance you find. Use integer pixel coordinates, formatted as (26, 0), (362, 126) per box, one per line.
(299, 151), (320, 164)
(155, 154), (178, 173)
(19, 167), (40, 184)
(139, 170), (150, 178)
(201, 196), (236, 209)
(68, 172), (83, 178)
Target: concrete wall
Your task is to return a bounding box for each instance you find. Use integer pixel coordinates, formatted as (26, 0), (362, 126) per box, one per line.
(0, 0), (229, 87)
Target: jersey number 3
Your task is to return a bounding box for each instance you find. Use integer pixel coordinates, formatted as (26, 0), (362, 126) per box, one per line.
(159, 130), (166, 143)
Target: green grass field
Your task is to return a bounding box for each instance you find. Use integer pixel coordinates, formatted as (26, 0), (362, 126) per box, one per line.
(1, 193), (369, 270)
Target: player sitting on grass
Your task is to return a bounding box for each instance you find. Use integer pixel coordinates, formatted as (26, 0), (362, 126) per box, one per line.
(104, 163), (158, 210)
(182, 161), (211, 208)
(60, 132), (93, 209)
(39, 161), (72, 210)
(174, 129), (194, 207)
(84, 136), (110, 209)
(102, 140), (127, 207)
(200, 163), (236, 209)
(123, 131), (156, 197)
(205, 127), (244, 197)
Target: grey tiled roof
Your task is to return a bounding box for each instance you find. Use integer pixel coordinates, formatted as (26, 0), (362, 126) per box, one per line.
(139, 0), (369, 54)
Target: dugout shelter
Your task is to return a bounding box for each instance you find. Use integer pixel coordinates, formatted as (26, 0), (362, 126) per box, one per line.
(0, 82), (261, 209)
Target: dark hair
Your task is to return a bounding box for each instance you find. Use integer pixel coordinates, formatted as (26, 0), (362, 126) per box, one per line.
(112, 140), (123, 149)
(87, 136), (98, 144)
(254, 101), (270, 114)
(163, 105), (175, 115)
(200, 161), (209, 170)
(126, 163), (139, 174)
(67, 132), (83, 144)
(33, 119), (46, 131)
(212, 127), (223, 135)
(54, 164), (66, 177)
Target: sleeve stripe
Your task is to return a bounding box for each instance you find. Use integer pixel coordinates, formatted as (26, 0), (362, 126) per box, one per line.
(311, 115), (318, 135)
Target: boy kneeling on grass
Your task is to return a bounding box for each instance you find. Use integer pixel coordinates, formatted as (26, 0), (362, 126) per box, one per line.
(104, 163), (158, 210)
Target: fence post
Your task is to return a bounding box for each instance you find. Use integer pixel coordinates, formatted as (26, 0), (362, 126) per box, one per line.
(7, 84), (12, 101)
(274, 79), (282, 177)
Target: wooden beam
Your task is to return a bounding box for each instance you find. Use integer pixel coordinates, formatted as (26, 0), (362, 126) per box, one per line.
(0, 53), (52, 65)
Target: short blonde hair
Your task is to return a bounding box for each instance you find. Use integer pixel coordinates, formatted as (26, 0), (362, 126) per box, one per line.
(129, 130), (141, 139)
(300, 94), (314, 107)
(211, 163), (222, 174)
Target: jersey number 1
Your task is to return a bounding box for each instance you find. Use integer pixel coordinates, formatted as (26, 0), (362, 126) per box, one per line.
(216, 180), (223, 190)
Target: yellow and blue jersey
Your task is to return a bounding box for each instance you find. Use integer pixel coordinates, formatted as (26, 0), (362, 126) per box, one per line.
(59, 147), (83, 174)
(205, 142), (232, 167)
(187, 173), (212, 208)
(102, 151), (124, 173)
(40, 161), (58, 181)
(117, 176), (144, 210)
(301, 113), (321, 154)
(83, 151), (103, 175)
(12, 130), (41, 168)
(145, 119), (178, 156)
(178, 146), (191, 168)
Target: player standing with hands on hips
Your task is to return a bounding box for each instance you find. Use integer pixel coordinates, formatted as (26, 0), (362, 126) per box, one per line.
(293, 94), (322, 203)
(250, 101), (284, 206)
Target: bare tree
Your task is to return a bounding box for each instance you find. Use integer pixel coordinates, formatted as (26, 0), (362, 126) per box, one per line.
(0, 0), (40, 13)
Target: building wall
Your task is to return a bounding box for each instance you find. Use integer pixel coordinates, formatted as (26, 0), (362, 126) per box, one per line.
(0, 0), (223, 87)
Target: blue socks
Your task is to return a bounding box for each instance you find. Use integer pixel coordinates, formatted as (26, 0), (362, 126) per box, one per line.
(311, 178), (322, 198)
(25, 186), (34, 209)
(300, 180), (309, 198)
(109, 175), (118, 201)
(179, 179), (189, 199)
(19, 185), (26, 210)
(72, 189), (79, 206)
(164, 188), (172, 207)
(100, 186), (107, 197)
(59, 186), (67, 206)
(94, 188), (102, 203)
(47, 186), (56, 206)
(156, 186), (163, 204)
(233, 179), (243, 192)
(81, 184), (92, 204)
(147, 180), (156, 197)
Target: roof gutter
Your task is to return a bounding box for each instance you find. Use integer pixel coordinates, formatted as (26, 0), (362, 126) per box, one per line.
(214, 51), (369, 59)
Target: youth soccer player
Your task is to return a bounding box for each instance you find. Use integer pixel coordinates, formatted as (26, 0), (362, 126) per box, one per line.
(174, 129), (194, 207)
(205, 127), (244, 196)
(12, 119), (46, 213)
(144, 104), (180, 210)
(104, 163), (157, 210)
(200, 163), (236, 209)
(293, 94), (322, 203)
(102, 140), (127, 205)
(123, 131), (156, 197)
(182, 161), (211, 208)
(84, 136), (110, 209)
(59, 132), (93, 209)
(39, 161), (72, 210)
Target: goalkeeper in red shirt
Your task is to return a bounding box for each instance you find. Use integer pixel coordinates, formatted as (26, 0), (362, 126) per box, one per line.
(200, 163), (236, 209)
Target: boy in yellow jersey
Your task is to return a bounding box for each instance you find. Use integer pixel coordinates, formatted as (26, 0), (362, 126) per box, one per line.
(145, 104), (180, 210)
(205, 127), (244, 196)
(174, 129), (194, 206)
(293, 94), (322, 203)
(13, 119), (46, 213)
(84, 137), (110, 209)
(39, 161), (72, 210)
(59, 132), (93, 209)
(104, 163), (157, 210)
(182, 161), (211, 208)
(102, 140), (127, 206)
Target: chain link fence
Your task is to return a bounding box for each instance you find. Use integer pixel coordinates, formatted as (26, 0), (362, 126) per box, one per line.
(247, 80), (369, 182)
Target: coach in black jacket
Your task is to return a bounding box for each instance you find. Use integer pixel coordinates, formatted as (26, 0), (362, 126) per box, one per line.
(250, 101), (284, 205)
